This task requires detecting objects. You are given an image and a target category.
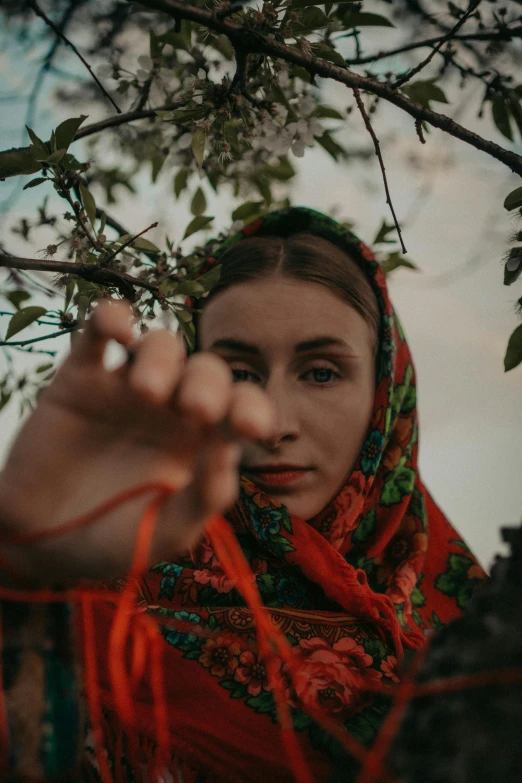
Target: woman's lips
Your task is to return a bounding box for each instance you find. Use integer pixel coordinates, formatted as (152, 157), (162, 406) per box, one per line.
(243, 469), (311, 487)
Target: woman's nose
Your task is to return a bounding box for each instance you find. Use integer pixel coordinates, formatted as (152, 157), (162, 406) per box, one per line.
(258, 380), (300, 449)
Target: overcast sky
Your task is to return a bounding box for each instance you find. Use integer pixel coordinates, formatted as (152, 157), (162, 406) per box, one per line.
(1, 19), (521, 570)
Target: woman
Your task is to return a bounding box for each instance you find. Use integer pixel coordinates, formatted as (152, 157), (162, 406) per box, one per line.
(0, 207), (487, 782)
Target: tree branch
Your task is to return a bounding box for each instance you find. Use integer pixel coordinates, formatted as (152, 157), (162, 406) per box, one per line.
(393, 0), (481, 89)
(74, 99), (191, 141)
(26, 0), (121, 113)
(129, 0), (522, 176)
(0, 326), (77, 348)
(352, 87), (406, 254)
(343, 26), (522, 66)
(0, 256), (159, 296)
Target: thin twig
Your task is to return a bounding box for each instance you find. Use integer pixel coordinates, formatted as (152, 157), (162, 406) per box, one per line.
(26, 0), (121, 113)
(126, 0), (522, 177)
(63, 195), (101, 252)
(352, 87), (407, 254)
(0, 326), (77, 348)
(393, 0), (481, 89)
(343, 26), (522, 66)
(102, 222), (159, 264)
(74, 100), (191, 141)
(7, 345), (58, 357)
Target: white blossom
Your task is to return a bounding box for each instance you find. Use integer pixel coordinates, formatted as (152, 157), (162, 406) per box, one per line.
(138, 55), (153, 71)
(278, 69), (290, 87)
(177, 133), (193, 150)
(291, 138), (306, 157)
(96, 63), (113, 80)
(296, 94), (315, 116)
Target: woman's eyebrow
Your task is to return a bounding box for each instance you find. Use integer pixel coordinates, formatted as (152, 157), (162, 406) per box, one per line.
(209, 336), (360, 355)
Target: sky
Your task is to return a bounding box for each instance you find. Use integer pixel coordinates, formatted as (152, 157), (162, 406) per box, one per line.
(1, 12), (521, 570)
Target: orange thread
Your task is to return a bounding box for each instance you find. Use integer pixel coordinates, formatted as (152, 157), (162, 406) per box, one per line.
(80, 593), (112, 783)
(108, 489), (170, 727)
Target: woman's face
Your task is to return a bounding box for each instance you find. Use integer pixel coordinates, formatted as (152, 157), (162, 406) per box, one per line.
(198, 277), (376, 520)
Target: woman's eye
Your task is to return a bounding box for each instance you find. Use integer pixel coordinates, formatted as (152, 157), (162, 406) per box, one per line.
(305, 366), (340, 384)
(230, 366), (340, 384)
(231, 369), (258, 383)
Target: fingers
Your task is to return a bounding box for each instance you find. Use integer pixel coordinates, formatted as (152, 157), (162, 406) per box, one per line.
(127, 329), (186, 404)
(171, 353), (278, 440)
(71, 298), (135, 366)
(190, 438), (242, 522)
(172, 352), (234, 425)
(227, 383), (278, 441)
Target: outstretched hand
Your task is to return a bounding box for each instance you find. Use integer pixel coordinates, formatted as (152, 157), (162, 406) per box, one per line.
(0, 299), (277, 585)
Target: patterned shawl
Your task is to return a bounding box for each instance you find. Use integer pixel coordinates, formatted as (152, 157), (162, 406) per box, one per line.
(89, 207), (487, 783)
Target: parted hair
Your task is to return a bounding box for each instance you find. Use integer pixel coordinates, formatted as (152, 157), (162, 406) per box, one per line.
(193, 232), (381, 356)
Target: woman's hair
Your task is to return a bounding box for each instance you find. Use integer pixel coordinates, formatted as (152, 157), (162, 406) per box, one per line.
(194, 232), (381, 355)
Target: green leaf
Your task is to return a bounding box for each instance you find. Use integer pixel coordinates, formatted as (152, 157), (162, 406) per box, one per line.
(134, 236), (161, 253)
(43, 149), (67, 166)
(503, 185), (522, 211)
(54, 115), (88, 151)
(60, 152), (83, 172)
(0, 389), (12, 413)
(177, 317), (196, 351)
(294, 6), (329, 33)
(0, 147), (42, 180)
(116, 233), (160, 253)
(151, 152), (166, 183)
(400, 79), (448, 108)
(373, 220), (397, 244)
(155, 30), (190, 52)
(191, 127), (206, 168)
(491, 96), (513, 141)
(174, 168), (190, 199)
(310, 42), (346, 67)
(182, 214), (214, 240)
(342, 11), (395, 28)
(5, 306), (48, 341)
(316, 130), (346, 160)
(263, 158), (295, 181)
(194, 263), (222, 292)
(173, 308), (192, 322)
(26, 126), (49, 160)
(36, 363), (54, 374)
(79, 184), (97, 228)
(382, 251), (419, 275)
(23, 177), (47, 190)
(504, 323), (522, 372)
(4, 290), (31, 310)
(191, 186), (207, 216)
(170, 279), (206, 296)
(231, 201), (265, 221)
(289, 0), (358, 6)
(168, 106), (208, 124)
(313, 105), (344, 120)
(64, 278), (76, 311)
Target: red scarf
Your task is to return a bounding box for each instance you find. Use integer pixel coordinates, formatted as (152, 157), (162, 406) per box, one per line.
(81, 207), (487, 783)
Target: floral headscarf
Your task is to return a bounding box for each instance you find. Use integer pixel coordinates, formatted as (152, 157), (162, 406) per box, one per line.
(92, 207), (488, 783)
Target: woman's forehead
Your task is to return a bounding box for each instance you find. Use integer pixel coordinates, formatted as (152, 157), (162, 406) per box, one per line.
(199, 278), (374, 353)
